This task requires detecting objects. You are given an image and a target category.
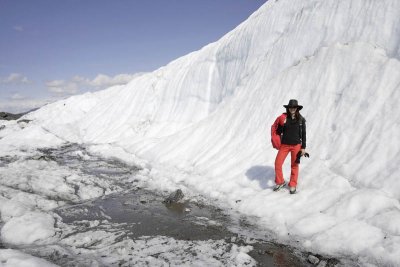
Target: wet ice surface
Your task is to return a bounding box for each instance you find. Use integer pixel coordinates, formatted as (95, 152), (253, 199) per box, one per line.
(54, 191), (313, 266)
(0, 144), (323, 266)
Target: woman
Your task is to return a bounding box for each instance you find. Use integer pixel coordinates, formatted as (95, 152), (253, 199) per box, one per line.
(271, 99), (307, 194)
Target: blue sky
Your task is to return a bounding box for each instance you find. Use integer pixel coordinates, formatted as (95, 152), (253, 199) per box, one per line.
(0, 0), (266, 112)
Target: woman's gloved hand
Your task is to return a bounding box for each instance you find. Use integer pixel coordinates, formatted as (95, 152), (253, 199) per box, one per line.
(295, 151), (310, 164)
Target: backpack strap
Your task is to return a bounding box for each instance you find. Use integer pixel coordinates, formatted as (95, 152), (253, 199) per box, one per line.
(279, 113), (287, 126)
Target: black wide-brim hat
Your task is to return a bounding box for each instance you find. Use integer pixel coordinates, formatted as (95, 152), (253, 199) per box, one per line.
(283, 99), (303, 110)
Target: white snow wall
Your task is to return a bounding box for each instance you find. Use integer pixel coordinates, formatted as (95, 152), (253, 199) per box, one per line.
(30, 0), (400, 192)
(27, 0), (400, 263)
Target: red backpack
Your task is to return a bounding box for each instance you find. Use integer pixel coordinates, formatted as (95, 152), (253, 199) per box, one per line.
(271, 113), (287, 150)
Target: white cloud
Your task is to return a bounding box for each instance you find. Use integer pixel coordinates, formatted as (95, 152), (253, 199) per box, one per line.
(90, 73), (139, 87)
(46, 73), (144, 96)
(46, 80), (65, 87)
(1, 73), (30, 84)
(45, 80), (79, 95)
(13, 25), (24, 32)
(0, 98), (52, 114)
(0, 92), (55, 113)
(10, 93), (26, 100)
(0, 72), (144, 113)
(72, 73), (142, 88)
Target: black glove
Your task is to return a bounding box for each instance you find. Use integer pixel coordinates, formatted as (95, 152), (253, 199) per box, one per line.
(295, 151), (310, 164)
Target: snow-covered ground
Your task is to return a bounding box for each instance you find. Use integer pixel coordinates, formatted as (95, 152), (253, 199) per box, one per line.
(0, 143), (266, 266)
(1, 0), (400, 266)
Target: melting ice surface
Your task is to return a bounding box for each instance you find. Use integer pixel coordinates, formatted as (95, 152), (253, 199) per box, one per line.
(0, 143), (312, 266)
(1, 0), (400, 266)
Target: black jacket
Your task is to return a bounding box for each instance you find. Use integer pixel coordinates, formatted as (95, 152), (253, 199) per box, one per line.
(279, 116), (306, 149)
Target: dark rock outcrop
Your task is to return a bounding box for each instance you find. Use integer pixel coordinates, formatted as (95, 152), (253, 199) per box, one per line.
(163, 189), (184, 204)
(0, 112), (25, 120)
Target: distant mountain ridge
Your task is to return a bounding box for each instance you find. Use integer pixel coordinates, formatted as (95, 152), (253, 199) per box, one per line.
(0, 111), (31, 120)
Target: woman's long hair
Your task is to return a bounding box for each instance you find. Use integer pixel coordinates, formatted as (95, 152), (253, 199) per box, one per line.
(286, 108), (304, 121)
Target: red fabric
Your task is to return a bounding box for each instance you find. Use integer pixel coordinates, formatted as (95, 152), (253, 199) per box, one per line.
(275, 144), (302, 187)
(271, 113), (287, 150)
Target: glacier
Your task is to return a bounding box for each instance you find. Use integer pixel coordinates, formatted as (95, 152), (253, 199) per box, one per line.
(1, 0), (400, 266)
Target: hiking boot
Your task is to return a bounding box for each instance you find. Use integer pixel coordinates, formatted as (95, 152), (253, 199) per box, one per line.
(273, 182), (286, 191)
(289, 187), (297, 194)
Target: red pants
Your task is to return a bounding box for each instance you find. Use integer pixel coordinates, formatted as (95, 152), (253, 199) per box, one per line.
(275, 144), (302, 187)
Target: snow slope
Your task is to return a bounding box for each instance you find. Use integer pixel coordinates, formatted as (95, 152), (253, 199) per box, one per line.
(2, 0), (400, 266)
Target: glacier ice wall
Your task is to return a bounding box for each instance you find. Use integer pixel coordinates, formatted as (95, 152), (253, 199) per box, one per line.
(27, 0), (400, 193)
(22, 0), (400, 264)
